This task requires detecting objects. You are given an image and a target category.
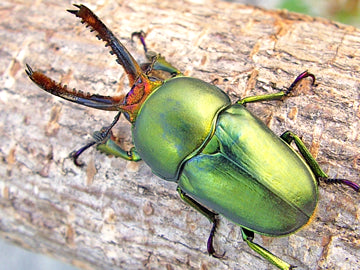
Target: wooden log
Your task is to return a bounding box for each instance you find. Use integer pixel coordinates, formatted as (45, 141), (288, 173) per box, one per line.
(1, 0), (359, 269)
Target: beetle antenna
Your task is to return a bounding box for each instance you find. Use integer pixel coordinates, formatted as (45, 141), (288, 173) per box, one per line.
(324, 178), (359, 192)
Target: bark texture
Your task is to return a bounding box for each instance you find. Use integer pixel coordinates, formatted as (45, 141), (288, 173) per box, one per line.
(1, 0), (359, 269)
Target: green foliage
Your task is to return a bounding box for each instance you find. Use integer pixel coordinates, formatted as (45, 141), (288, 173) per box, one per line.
(278, 0), (310, 14)
(276, 0), (360, 27)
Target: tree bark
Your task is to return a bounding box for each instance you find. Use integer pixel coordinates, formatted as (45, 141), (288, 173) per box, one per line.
(1, 0), (359, 269)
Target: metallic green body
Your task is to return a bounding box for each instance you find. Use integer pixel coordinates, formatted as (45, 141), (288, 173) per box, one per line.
(133, 76), (318, 236)
(179, 104), (318, 236)
(132, 76), (230, 180)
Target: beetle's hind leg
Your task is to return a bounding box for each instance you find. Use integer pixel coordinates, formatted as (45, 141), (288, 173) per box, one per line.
(177, 187), (225, 258)
(241, 228), (295, 270)
(281, 131), (359, 191)
(237, 71), (315, 105)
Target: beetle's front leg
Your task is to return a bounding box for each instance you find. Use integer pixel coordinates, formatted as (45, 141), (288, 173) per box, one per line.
(241, 228), (294, 270)
(281, 131), (359, 191)
(237, 71), (315, 105)
(96, 137), (141, 162)
(71, 131), (141, 166)
(70, 111), (141, 166)
(132, 31), (182, 77)
(177, 187), (225, 258)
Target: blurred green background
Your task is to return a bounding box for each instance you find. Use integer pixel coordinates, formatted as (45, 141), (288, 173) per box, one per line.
(228, 0), (360, 27)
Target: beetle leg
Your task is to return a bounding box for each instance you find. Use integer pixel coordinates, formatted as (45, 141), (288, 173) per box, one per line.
(131, 31), (149, 54)
(237, 71), (315, 105)
(96, 138), (141, 162)
(281, 131), (359, 191)
(241, 228), (294, 270)
(132, 31), (182, 77)
(177, 187), (225, 258)
(71, 135), (141, 166)
(70, 111), (141, 166)
(147, 53), (183, 77)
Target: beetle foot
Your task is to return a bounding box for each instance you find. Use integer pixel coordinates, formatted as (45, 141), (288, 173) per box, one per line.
(285, 70), (315, 96)
(131, 30), (148, 53)
(69, 111), (122, 166)
(69, 141), (96, 167)
(207, 219), (226, 258)
(323, 178), (359, 192)
(68, 128), (112, 167)
(131, 31), (159, 74)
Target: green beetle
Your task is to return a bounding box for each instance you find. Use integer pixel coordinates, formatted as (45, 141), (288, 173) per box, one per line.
(26, 4), (359, 270)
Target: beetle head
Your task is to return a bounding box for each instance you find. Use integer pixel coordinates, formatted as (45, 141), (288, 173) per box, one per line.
(26, 4), (162, 123)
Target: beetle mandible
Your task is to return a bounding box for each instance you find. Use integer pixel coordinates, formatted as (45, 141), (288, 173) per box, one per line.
(26, 4), (359, 270)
